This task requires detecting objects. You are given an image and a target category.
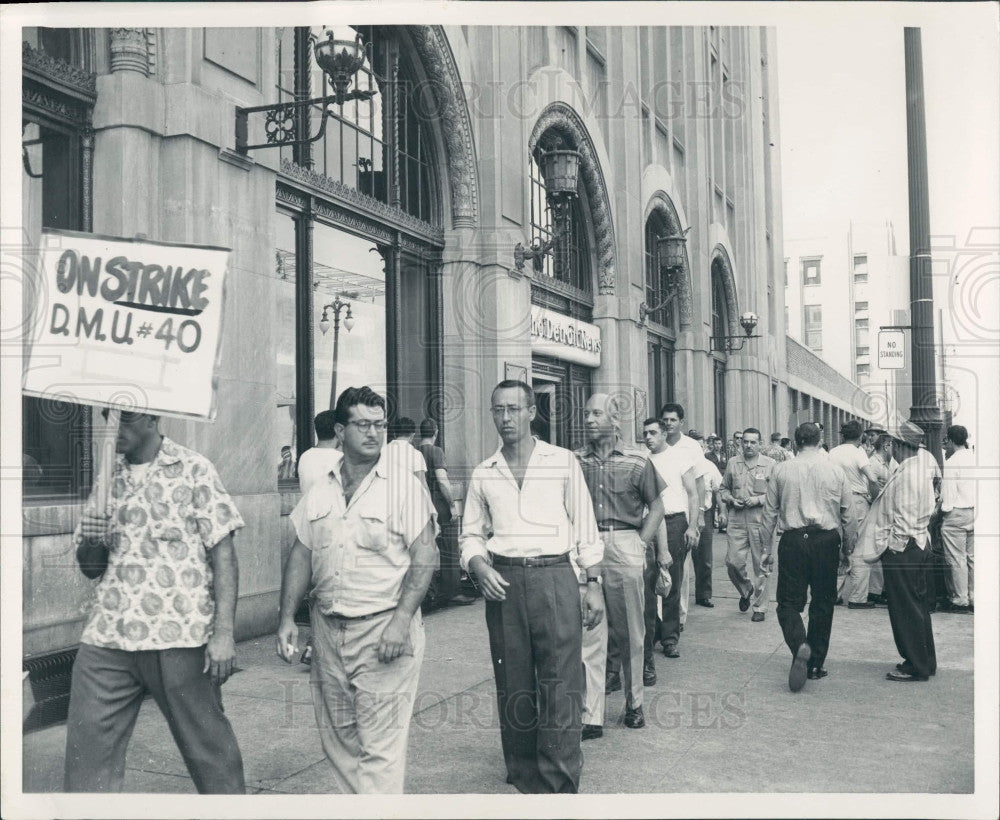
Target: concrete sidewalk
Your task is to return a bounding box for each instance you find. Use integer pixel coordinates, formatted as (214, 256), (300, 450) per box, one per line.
(22, 535), (974, 794)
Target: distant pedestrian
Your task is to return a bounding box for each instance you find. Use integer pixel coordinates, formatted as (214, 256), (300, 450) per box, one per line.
(385, 417), (428, 483)
(646, 405), (703, 658)
(577, 398), (666, 731)
(780, 437), (794, 457)
(66, 410), (246, 793)
(829, 420), (882, 609)
(278, 444), (296, 482)
(762, 432), (790, 463)
(276, 387), (438, 793)
(859, 420), (939, 682)
(761, 422), (854, 691)
(939, 425), (974, 614)
(685, 431), (720, 609)
(460, 380), (604, 793)
(297, 410), (341, 495)
(418, 418), (476, 608)
(721, 428), (777, 623)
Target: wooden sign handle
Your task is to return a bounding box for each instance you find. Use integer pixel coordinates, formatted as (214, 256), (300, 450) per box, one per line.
(87, 408), (120, 515)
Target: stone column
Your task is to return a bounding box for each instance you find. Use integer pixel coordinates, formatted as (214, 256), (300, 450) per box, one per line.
(109, 28), (149, 75)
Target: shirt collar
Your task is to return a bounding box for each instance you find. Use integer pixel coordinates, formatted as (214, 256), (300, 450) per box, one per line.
(115, 435), (183, 472)
(582, 435), (629, 458)
(486, 437), (559, 467)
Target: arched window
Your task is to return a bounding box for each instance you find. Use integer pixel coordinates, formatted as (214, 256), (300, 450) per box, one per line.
(643, 210), (677, 330)
(529, 141), (592, 296)
(711, 261), (729, 347)
(276, 26), (437, 224)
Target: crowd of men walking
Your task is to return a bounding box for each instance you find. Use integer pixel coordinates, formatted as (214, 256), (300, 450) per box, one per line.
(62, 382), (976, 795)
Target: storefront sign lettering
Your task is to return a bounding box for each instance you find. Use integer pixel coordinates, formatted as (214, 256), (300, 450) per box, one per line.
(530, 306), (602, 367)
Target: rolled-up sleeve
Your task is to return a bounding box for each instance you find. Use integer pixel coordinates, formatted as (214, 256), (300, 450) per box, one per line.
(761, 470), (780, 539)
(566, 456), (603, 570)
(459, 469), (491, 571)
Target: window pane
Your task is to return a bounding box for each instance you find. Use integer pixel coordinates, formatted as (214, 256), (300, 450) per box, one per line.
(312, 224), (387, 414)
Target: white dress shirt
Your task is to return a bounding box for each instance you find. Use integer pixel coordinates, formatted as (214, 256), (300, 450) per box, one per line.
(828, 442), (870, 495)
(459, 438), (603, 571)
(941, 446), (976, 512)
(884, 448), (939, 552)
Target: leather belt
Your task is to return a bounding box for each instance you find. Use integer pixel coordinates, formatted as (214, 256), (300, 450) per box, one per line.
(663, 512), (686, 519)
(324, 606), (397, 622)
(491, 553), (569, 568)
(598, 523), (637, 532)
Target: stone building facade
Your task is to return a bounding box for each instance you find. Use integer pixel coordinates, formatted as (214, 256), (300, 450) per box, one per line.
(19, 25), (872, 703)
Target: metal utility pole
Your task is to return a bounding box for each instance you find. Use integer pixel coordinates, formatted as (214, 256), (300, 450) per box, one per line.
(904, 28), (943, 465)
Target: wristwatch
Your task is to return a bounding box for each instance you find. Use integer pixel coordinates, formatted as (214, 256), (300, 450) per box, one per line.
(586, 575), (603, 586)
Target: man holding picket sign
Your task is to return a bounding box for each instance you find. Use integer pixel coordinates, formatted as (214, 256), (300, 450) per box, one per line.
(65, 408), (247, 793)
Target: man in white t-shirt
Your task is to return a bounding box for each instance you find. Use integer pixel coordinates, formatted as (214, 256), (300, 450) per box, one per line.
(829, 420), (881, 608)
(385, 417), (428, 486)
(678, 432), (723, 630)
(296, 410), (341, 495)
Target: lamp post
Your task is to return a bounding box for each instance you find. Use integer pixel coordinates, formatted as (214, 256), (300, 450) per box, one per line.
(319, 297), (355, 410)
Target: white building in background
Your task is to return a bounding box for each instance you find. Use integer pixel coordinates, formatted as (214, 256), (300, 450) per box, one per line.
(785, 220), (910, 428)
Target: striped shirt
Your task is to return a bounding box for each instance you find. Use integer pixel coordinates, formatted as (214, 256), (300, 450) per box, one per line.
(575, 437), (664, 530)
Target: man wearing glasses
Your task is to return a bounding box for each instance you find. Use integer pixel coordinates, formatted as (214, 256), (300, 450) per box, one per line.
(276, 386), (438, 793)
(460, 380), (604, 793)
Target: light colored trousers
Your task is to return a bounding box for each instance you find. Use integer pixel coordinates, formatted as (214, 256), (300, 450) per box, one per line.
(601, 530), (647, 710)
(310, 606), (425, 793)
(838, 494), (883, 602)
(679, 552), (694, 625)
(725, 514), (771, 613)
(579, 584), (608, 726)
(941, 507), (975, 606)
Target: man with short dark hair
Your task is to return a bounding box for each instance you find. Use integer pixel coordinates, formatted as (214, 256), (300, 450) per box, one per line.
(418, 418), (475, 608)
(722, 428), (777, 623)
(762, 432), (790, 463)
(762, 422), (854, 691)
(386, 416), (427, 482)
(649, 404), (703, 657)
(277, 386), (438, 792)
(461, 380), (604, 792)
(940, 424), (975, 613)
(297, 410), (341, 495)
(66, 410), (246, 793)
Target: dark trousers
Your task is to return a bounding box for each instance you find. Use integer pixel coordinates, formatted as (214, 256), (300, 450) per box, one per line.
(881, 539), (937, 677)
(484, 561), (583, 794)
(64, 643), (245, 793)
(693, 506), (715, 601)
(436, 519), (461, 601)
(776, 528), (840, 671)
(656, 512), (690, 648)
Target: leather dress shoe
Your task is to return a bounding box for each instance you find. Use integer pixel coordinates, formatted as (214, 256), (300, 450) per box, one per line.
(942, 602), (973, 614)
(847, 601), (876, 609)
(624, 705), (646, 729)
(582, 724), (603, 741)
(751, 611), (765, 622)
(679, 623), (685, 632)
(643, 661), (657, 686)
(896, 661), (935, 677)
(868, 593), (888, 606)
(605, 671), (622, 693)
(886, 670), (929, 682)
(696, 599), (715, 608)
(662, 643), (680, 658)
(807, 668), (828, 680)
(738, 591), (752, 612)
(789, 643), (811, 692)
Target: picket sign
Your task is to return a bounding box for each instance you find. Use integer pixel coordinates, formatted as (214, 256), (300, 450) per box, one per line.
(22, 229), (231, 514)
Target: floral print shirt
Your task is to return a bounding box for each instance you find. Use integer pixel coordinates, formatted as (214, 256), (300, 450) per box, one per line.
(77, 437), (244, 650)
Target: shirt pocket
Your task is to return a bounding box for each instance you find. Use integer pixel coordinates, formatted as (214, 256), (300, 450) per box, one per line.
(751, 472), (768, 495)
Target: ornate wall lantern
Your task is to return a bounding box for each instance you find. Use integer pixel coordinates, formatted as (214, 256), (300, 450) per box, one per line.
(514, 147), (582, 273)
(711, 310), (762, 352)
(637, 227), (691, 327)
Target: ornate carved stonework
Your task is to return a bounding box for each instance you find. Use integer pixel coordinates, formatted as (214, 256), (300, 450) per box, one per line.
(275, 184), (307, 210)
(22, 86), (89, 124)
(22, 42), (97, 101)
(408, 26), (478, 229)
(109, 28), (149, 75)
(280, 159), (445, 247)
(314, 201), (396, 245)
(648, 195), (694, 329)
(529, 102), (618, 295)
(145, 29), (158, 76)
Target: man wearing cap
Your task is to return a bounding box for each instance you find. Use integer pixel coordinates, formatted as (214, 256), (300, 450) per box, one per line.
(721, 428), (777, 623)
(761, 422), (854, 691)
(829, 421), (883, 609)
(277, 387), (438, 793)
(461, 380), (605, 793)
(577, 397), (666, 732)
(939, 425), (975, 614)
(67, 410), (246, 792)
(865, 420), (939, 681)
